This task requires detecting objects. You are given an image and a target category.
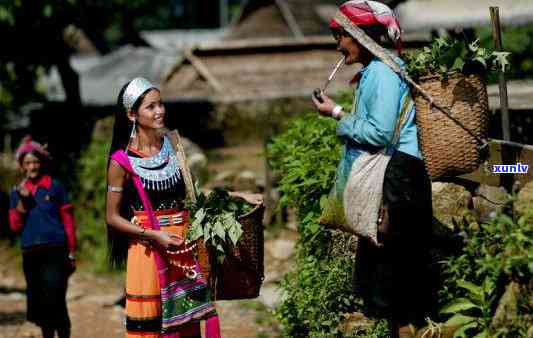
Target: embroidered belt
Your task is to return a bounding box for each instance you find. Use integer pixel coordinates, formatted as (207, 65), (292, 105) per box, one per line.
(131, 208), (198, 279)
(132, 209), (189, 228)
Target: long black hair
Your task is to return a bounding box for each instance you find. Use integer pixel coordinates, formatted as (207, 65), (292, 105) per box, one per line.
(106, 80), (154, 268)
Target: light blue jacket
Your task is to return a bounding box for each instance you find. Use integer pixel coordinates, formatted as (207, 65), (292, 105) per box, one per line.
(334, 58), (421, 191)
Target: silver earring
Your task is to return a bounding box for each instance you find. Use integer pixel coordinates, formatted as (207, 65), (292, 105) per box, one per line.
(129, 119), (136, 140)
(125, 119), (136, 152)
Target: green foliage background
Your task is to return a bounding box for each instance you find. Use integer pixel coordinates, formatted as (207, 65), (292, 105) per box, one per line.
(268, 94), (532, 337)
(478, 24), (533, 80)
(438, 208), (533, 337)
(72, 117), (113, 272)
(268, 112), (361, 337)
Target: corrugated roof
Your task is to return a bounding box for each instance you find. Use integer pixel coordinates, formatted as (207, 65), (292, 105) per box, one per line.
(45, 46), (180, 106)
(140, 29), (227, 51)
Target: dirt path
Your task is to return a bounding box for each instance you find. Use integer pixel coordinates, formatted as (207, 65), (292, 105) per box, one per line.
(0, 143), (289, 338)
(0, 244), (282, 338)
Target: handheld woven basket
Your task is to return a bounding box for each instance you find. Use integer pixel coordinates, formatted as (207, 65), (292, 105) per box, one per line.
(414, 73), (489, 179)
(208, 201), (265, 300)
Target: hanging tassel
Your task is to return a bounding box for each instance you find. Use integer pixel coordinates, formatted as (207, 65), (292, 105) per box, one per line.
(205, 315), (221, 338)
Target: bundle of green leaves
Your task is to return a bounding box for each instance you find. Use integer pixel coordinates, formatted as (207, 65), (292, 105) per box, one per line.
(404, 37), (511, 79)
(186, 188), (253, 261)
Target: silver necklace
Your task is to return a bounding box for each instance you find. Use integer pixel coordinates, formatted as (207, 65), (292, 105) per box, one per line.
(129, 136), (181, 191)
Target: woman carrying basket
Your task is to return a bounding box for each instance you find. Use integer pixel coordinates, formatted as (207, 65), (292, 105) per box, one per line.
(312, 1), (435, 337)
(105, 77), (221, 338)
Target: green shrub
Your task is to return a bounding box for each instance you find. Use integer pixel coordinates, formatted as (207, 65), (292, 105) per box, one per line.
(73, 118), (112, 272)
(268, 103), (377, 336)
(478, 24), (533, 80)
(268, 113), (340, 233)
(439, 207), (533, 337)
(268, 91), (532, 337)
(276, 252), (357, 337)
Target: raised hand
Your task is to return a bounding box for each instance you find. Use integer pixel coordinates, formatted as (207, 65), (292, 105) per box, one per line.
(311, 91), (338, 117)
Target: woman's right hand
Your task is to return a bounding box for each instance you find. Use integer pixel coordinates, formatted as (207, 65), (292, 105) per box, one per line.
(311, 91), (337, 117)
(17, 180), (31, 198)
(152, 230), (184, 252)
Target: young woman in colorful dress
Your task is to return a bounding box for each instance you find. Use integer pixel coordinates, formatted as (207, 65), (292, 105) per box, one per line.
(106, 77), (221, 338)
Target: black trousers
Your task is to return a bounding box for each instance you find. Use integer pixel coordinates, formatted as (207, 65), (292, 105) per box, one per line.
(353, 150), (436, 325)
(22, 245), (71, 329)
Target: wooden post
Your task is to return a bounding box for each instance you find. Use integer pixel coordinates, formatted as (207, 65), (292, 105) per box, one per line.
(490, 7), (510, 141)
(490, 7), (515, 192)
(275, 0), (304, 39)
(184, 49), (223, 93)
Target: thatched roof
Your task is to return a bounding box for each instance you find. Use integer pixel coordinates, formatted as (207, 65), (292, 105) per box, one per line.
(227, 0), (342, 40)
(161, 37), (357, 102)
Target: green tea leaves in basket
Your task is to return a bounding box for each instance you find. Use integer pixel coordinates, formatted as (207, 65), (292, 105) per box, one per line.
(404, 37), (511, 79)
(186, 188), (252, 261)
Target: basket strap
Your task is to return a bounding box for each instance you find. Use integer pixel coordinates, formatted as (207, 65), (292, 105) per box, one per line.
(390, 94), (413, 147)
(166, 130), (197, 204)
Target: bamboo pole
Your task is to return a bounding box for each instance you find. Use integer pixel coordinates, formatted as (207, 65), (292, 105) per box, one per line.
(491, 139), (533, 152)
(490, 7), (511, 141)
(490, 7), (515, 192)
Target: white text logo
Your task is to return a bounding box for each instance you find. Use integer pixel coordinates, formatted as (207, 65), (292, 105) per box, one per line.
(491, 163), (529, 174)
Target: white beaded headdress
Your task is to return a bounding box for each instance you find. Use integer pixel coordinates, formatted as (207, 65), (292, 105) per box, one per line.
(122, 77), (157, 112)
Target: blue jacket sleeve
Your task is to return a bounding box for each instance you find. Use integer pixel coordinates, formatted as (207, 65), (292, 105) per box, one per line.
(337, 62), (401, 147)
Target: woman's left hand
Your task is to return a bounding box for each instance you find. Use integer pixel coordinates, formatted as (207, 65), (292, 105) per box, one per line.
(311, 91), (337, 117)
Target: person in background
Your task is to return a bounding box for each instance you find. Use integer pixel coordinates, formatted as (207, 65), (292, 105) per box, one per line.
(9, 136), (76, 338)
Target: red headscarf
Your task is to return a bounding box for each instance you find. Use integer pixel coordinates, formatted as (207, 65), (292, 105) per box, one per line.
(15, 135), (50, 164)
(330, 0), (402, 51)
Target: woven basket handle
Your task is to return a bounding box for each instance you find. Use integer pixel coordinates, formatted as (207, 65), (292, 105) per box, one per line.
(166, 130), (197, 204)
